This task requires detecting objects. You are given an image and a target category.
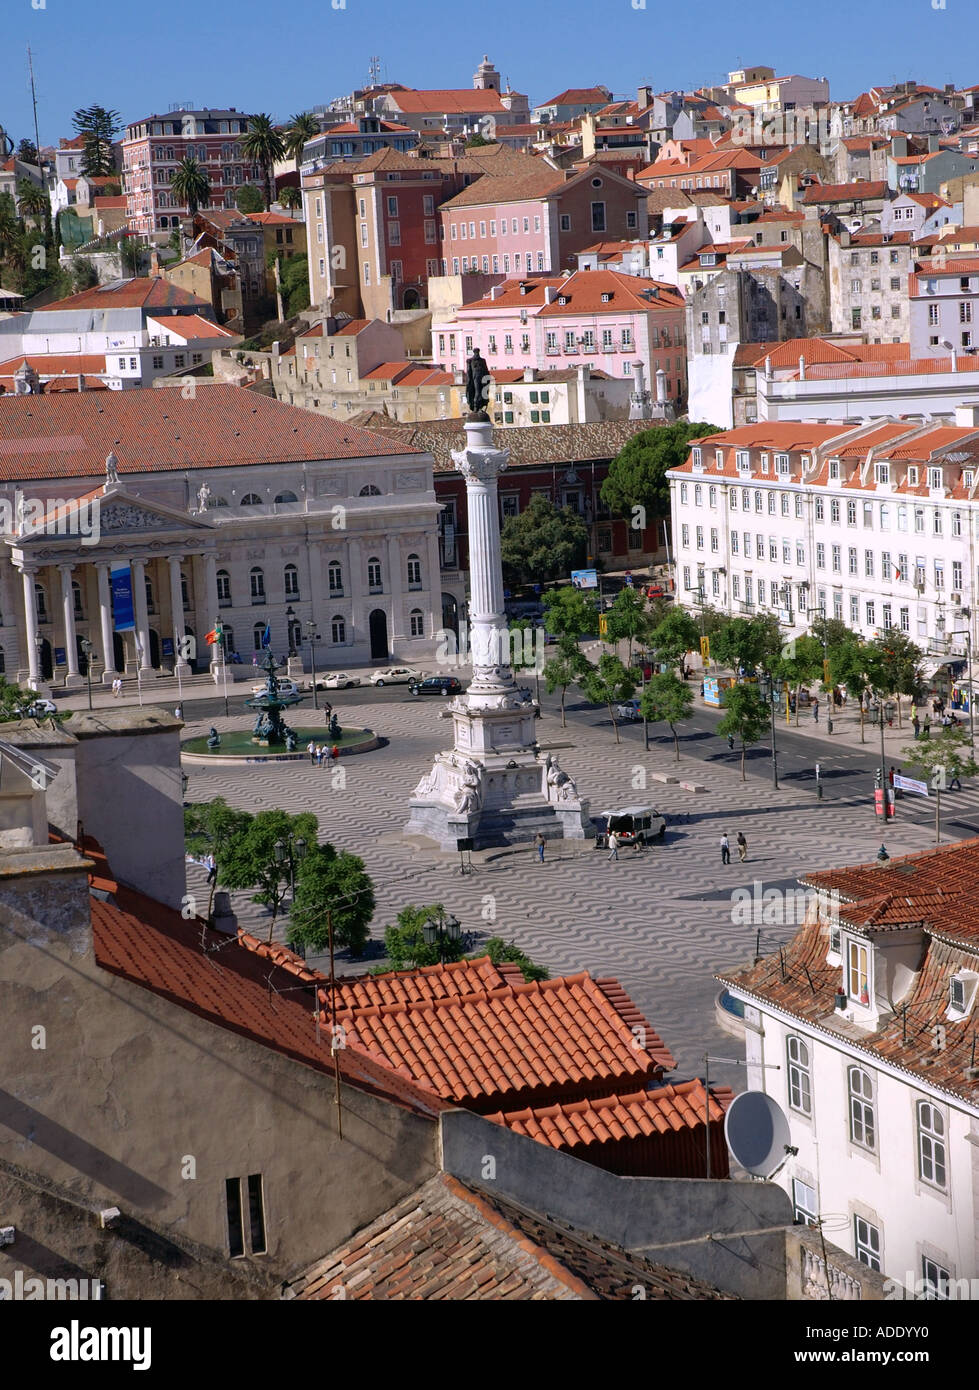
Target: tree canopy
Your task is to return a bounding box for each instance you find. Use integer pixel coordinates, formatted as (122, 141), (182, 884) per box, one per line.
(579, 651), (635, 742)
(216, 807), (319, 934)
(71, 104), (120, 177)
(649, 607), (700, 676)
(235, 184), (266, 213)
(640, 671), (694, 761)
(542, 585), (599, 641)
(289, 843), (375, 956)
(543, 635), (591, 726)
(716, 682), (769, 780)
(241, 114), (285, 208)
(376, 903), (464, 972)
(500, 494), (587, 585)
(600, 421), (722, 519)
(710, 613), (783, 676)
(171, 157), (211, 216)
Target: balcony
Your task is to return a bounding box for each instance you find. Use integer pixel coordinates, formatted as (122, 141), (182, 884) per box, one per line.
(545, 346), (561, 355)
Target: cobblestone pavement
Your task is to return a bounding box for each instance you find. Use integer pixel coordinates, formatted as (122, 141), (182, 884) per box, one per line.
(182, 694), (954, 1091)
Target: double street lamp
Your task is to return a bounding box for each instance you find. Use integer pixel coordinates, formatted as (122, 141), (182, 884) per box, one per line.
(423, 908), (461, 963)
(757, 671), (784, 790)
(79, 636), (95, 711)
(274, 835), (307, 899)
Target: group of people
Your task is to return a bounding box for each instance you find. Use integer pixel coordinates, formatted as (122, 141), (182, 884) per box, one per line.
(110, 677), (124, 698)
(307, 742), (340, 767)
(719, 832), (748, 865)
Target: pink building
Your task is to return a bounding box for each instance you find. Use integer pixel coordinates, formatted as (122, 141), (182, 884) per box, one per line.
(123, 107), (260, 235)
(435, 268), (687, 403)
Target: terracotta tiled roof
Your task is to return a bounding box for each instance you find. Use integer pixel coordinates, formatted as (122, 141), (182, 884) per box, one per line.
(535, 268), (684, 315)
(93, 195), (126, 209)
(386, 88), (508, 114)
(244, 211), (303, 226)
(0, 352), (110, 379)
(360, 361), (451, 384)
(541, 87), (610, 107)
(329, 971), (674, 1112)
(440, 167), (567, 209)
(36, 278), (209, 313)
(733, 338), (910, 370)
(324, 119), (413, 134)
(0, 384), (419, 482)
(801, 181), (888, 203)
(284, 1173), (733, 1300)
(459, 277), (565, 311)
(147, 314), (237, 339)
(333, 318), (371, 336)
(352, 416), (663, 471)
(329, 955), (524, 1010)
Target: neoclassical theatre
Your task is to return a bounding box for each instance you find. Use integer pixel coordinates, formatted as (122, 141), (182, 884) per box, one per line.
(0, 386), (443, 688)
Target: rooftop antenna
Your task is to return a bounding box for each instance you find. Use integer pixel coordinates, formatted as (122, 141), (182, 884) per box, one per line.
(368, 55), (381, 89)
(27, 46), (41, 165)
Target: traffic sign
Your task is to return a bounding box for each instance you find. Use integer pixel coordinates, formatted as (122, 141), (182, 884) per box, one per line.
(700, 636), (710, 662)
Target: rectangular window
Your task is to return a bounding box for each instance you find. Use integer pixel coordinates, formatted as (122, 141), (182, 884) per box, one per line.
(786, 1036), (812, 1116)
(921, 1256), (951, 1301)
(865, 550), (874, 578)
(226, 1178), (245, 1258)
(848, 940), (870, 1006)
(854, 1215), (882, 1273)
(591, 201), (606, 233)
(247, 1174), (267, 1254)
(832, 544), (841, 573)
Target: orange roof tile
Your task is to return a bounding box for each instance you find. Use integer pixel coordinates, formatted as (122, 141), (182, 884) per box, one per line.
(801, 181), (888, 203)
(536, 268), (684, 316)
(36, 278), (208, 313)
(147, 314), (237, 339)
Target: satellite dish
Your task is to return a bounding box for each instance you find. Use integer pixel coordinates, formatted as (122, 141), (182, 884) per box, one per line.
(724, 1090), (792, 1178)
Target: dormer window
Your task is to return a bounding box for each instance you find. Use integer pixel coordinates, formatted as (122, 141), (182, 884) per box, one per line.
(827, 922), (842, 964)
(736, 450), (750, 473)
(847, 938), (872, 1008)
(829, 459), (841, 480)
(875, 462), (890, 484)
(557, 295), (568, 305)
(761, 453), (770, 474)
(908, 466), (919, 485)
(691, 447), (702, 466)
(700, 252), (717, 266)
(601, 292), (611, 302)
(948, 970), (979, 1020)
(715, 449), (725, 468)
(965, 470), (975, 488)
(775, 453), (790, 476)
(928, 467), (943, 491)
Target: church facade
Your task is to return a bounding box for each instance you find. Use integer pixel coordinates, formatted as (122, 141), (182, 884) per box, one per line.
(0, 386), (444, 688)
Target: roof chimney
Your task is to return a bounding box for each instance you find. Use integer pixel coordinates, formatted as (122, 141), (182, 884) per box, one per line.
(149, 248), (161, 278)
(543, 286), (558, 303)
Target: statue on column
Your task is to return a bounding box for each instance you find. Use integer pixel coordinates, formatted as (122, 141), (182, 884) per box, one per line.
(104, 452), (119, 490)
(196, 483), (211, 514)
(465, 349), (492, 418)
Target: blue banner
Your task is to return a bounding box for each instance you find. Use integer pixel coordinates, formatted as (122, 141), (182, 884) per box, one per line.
(111, 563), (135, 632)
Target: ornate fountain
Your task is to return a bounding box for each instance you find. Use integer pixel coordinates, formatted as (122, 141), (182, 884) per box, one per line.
(244, 650), (306, 748)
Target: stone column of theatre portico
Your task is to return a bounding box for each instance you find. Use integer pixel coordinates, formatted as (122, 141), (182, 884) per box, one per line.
(405, 416), (591, 850)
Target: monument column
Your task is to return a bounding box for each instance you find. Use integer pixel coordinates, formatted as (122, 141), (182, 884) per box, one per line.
(454, 420), (513, 701)
(131, 558), (153, 672)
(59, 564), (82, 684)
(387, 534), (404, 649)
(20, 567), (41, 689)
(169, 555), (190, 671)
(96, 562), (117, 680)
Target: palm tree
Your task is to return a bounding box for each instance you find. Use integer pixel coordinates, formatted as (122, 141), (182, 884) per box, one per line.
(241, 114), (286, 210)
(16, 179), (49, 226)
(278, 185), (302, 212)
(283, 112), (319, 174)
(170, 157), (211, 217)
(0, 200), (22, 272)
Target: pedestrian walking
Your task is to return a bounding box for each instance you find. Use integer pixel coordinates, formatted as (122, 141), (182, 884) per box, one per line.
(922, 715), (931, 740)
(913, 715), (921, 739)
(727, 734), (735, 751)
(736, 831), (747, 863)
(206, 854), (217, 886)
(174, 704), (183, 720)
(720, 832), (730, 865)
(812, 696), (819, 721)
(331, 744), (340, 762)
(607, 831), (619, 862)
(323, 701), (333, 724)
(950, 771), (963, 791)
(307, 740), (316, 765)
(535, 832), (545, 864)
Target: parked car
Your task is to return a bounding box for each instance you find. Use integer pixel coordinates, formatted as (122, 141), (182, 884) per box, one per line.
(614, 698), (643, 721)
(318, 672), (362, 690)
(369, 667), (421, 686)
(408, 675), (462, 697)
(506, 600), (544, 620)
(251, 679), (300, 697)
(645, 584), (667, 599)
(18, 697), (58, 717)
(595, 805), (667, 849)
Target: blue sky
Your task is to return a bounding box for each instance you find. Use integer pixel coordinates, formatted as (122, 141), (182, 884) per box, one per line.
(4, 0), (978, 148)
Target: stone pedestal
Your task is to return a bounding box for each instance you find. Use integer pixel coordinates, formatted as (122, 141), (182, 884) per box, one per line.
(405, 415), (591, 850)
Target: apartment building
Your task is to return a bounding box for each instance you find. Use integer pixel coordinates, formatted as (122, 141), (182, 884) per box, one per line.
(827, 228), (917, 340)
(122, 107), (260, 234)
(910, 253), (979, 356)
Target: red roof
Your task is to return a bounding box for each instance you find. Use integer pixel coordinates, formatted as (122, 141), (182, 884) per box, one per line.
(801, 181), (887, 203)
(540, 87), (610, 107)
(245, 211), (304, 226)
(535, 268), (684, 316)
(386, 88), (507, 114)
(146, 313), (237, 340)
(37, 278), (209, 313)
(333, 318), (371, 336)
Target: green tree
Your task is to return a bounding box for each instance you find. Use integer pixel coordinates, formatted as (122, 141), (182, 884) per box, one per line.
(777, 633), (824, 726)
(640, 670), (694, 761)
(16, 139), (39, 166)
(485, 936), (549, 982)
(375, 903), (464, 972)
(0, 677), (45, 723)
(900, 728), (978, 844)
(235, 183), (266, 214)
(543, 635), (591, 727)
(649, 607), (700, 678)
(183, 797), (252, 918)
(465, 132), (497, 147)
(826, 635), (873, 742)
(711, 613), (783, 678)
(280, 251), (309, 315)
(602, 587), (652, 666)
(16, 180), (48, 224)
(600, 421), (722, 521)
(68, 256), (99, 291)
(542, 584), (600, 641)
(579, 651), (635, 743)
(283, 112), (320, 173)
(71, 104), (120, 177)
(864, 629), (924, 728)
(289, 843), (375, 956)
(278, 184), (303, 212)
(120, 232), (143, 275)
(500, 493), (587, 585)
(716, 682), (769, 781)
(241, 114), (286, 209)
(171, 157), (211, 217)
(217, 807), (319, 936)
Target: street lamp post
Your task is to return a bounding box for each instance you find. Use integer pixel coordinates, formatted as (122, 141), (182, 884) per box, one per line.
(951, 610), (975, 754)
(286, 604), (297, 659)
(79, 636), (94, 711)
(423, 907), (461, 964)
(273, 834), (308, 901)
(305, 622), (320, 710)
(758, 672), (782, 790)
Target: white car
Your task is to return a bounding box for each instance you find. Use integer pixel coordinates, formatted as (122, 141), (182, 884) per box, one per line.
(369, 667), (421, 686)
(251, 679), (300, 697)
(319, 672), (362, 690)
(19, 697), (58, 717)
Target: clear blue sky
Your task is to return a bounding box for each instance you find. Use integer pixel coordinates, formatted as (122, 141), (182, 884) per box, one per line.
(4, 0), (977, 148)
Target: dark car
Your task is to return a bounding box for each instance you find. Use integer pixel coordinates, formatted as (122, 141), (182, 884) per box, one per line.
(408, 675), (462, 696)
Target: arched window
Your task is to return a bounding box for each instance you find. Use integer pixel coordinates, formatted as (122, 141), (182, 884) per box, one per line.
(250, 567), (265, 602)
(274, 490), (298, 504)
(284, 564), (299, 598)
(331, 614), (346, 644)
(406, 553), (422, 589)
(35, 583), (47, 622)
(409, 608), (424, 637)
(217, 569), (232, 605)
(328, 561), (343, 595)
(367, 557), (382, 592)
(359, 484), (382, 496)
(847, 1067), (876, 1151)
(180, 572), (190, 608)
(240, 493), (262, 507)
(253, 623), (267, 651)
(72, 580), (84, 619)
(786, 1036), (811, 1116)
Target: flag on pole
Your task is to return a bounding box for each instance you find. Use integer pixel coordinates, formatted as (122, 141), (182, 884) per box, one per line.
(262, 622), (271, 648)
(205, 623), (223, 646)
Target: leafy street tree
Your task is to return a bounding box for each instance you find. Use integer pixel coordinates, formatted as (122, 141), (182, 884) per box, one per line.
(600, 421), (722, 521)
(16, 139), (39, 165)
(543, 635), (591, 727)
(711, 613), (783, 678)
(500, 493), (587, 585)
(602, 587), (651, 667)
(716, 682), (770, 780)
(465, 132), (497, 147)
(542, 584), (600, 642)
(235, 183), (266, 214)
(71, 104), (120, 177)
(69, 256), (99, 291)
(485, 936), (548, 982)
(640, 671), (694, 761)
(649, 607), (700, 678)
(171, 157), (211, 217)
(579, 651), (636, 743)
(376, 903), (464, 972)
(826, 635), (874, 743)
(289, 843), (375, 956)
(217, 807), (319, 936)
(241, 114), (286, 209)
(863, 629), (924, 728)
(283, 112), (320, 173)
(900, 728), (978, 844)
(278, 184), (303, 211)
(183, 797), (252, 918)
(777, 633), (824, 725)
